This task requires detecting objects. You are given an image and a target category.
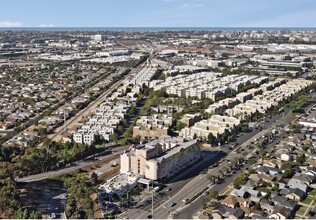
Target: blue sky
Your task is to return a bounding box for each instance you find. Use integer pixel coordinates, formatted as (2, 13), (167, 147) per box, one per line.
(0, 0), (315, 27)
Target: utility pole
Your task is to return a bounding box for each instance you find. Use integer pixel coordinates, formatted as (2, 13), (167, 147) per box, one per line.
(151, 181), (154, 219)
(63, 111), (66, 134)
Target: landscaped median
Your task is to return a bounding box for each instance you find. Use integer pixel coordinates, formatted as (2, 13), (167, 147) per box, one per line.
(185, 186), (210, 205)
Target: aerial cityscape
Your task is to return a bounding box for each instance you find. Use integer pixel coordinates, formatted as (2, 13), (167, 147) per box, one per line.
(1, 0), (316, 219)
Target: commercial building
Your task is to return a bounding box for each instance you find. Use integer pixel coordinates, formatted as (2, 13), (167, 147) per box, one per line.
(93, 34), (108, 42)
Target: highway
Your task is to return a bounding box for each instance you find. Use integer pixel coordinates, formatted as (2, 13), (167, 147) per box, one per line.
(17, 145), (128, 182)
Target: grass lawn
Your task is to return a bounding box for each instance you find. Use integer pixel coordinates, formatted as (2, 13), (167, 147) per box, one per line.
(50, 173), (72, 181)
(198, 214), (209, 219)
(198, 206), (214, 218)
(256, 187), (270, 193)
(303, 196), (314, 205)
(204, 207), (215, 214)
(296, 206), (307, 216)
(95, 144), (105, 149)
(248, 159), (257, 165)
(309, 189), (316, 197)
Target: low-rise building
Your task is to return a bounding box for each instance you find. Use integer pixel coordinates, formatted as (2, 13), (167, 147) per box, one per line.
(98, 173), (139, 196)
(180, 113), (201, 127)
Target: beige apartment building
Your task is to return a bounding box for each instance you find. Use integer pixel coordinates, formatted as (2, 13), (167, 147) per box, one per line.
(180, 115), (241, 139)
(120, 136), (201, 181)
(132, 114), (172, 139)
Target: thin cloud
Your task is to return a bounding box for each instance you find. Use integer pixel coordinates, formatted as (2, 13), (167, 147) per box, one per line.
(0, 21), (22, 27)
(38, 24), (55, 27)
(241, 9), (316, 27)
(179, 3), (203, 9)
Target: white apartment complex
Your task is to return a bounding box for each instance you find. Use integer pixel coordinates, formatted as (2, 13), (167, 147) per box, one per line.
(73, 101), (130, 145)
(149, 72), (268, 101)
(226, 79), (314, 120)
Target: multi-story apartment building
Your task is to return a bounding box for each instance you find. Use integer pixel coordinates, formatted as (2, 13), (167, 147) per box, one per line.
(133, 114), (172, 139)
(120, 136), (201, 181)
(180, 115), (240, 139)
(73, 101), (130, 145)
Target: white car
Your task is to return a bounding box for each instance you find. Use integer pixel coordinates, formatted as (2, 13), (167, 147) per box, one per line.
(51, 213), (56, 219)
(62, 194), (68, 199)
(182, 198), (188, 202)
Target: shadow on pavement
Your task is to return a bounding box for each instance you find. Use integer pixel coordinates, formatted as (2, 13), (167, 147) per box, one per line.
(168, 150), (227, 184)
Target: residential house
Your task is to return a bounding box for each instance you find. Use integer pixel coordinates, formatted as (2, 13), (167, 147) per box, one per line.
(270, 206), (292, 219)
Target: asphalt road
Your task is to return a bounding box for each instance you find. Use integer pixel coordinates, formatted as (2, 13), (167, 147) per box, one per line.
(17, 145), (128, 182)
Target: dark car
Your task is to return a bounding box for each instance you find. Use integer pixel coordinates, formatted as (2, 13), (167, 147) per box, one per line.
(169, 202), (176, 207)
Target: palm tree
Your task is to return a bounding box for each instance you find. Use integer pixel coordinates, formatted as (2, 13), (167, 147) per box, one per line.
(207, 175), (216, 185)
(224, 167), (230, 175)
(259, 148), (266, 165)
(219, 170), (224, 179)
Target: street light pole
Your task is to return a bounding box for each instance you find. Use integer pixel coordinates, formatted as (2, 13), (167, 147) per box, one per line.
(152, 181), (154, 219)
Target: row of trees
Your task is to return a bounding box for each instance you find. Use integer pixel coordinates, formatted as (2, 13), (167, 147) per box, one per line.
(0, 139), (98, 177)
(64, 173), (95, 219)
(207, 157), (244, 185)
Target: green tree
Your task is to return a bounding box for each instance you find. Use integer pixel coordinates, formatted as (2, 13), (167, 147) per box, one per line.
(0, 178), (20, 213)
(296, 153), (306, 165)
(282, 161), (295, 178)
(64, 173), (95, 219)
(233, 173), (248, 189)
(12, 207), (24, 219)
(175, 121), (186, 131)
(207, 133), (216, 144)
(201, 196), (209, 207)
(210, 191), (219, 200)
(110, 133), (118, 143)
(207, 175), (216, 185)
(90, 172), (98, 185)
(29, 210), (41, 219)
